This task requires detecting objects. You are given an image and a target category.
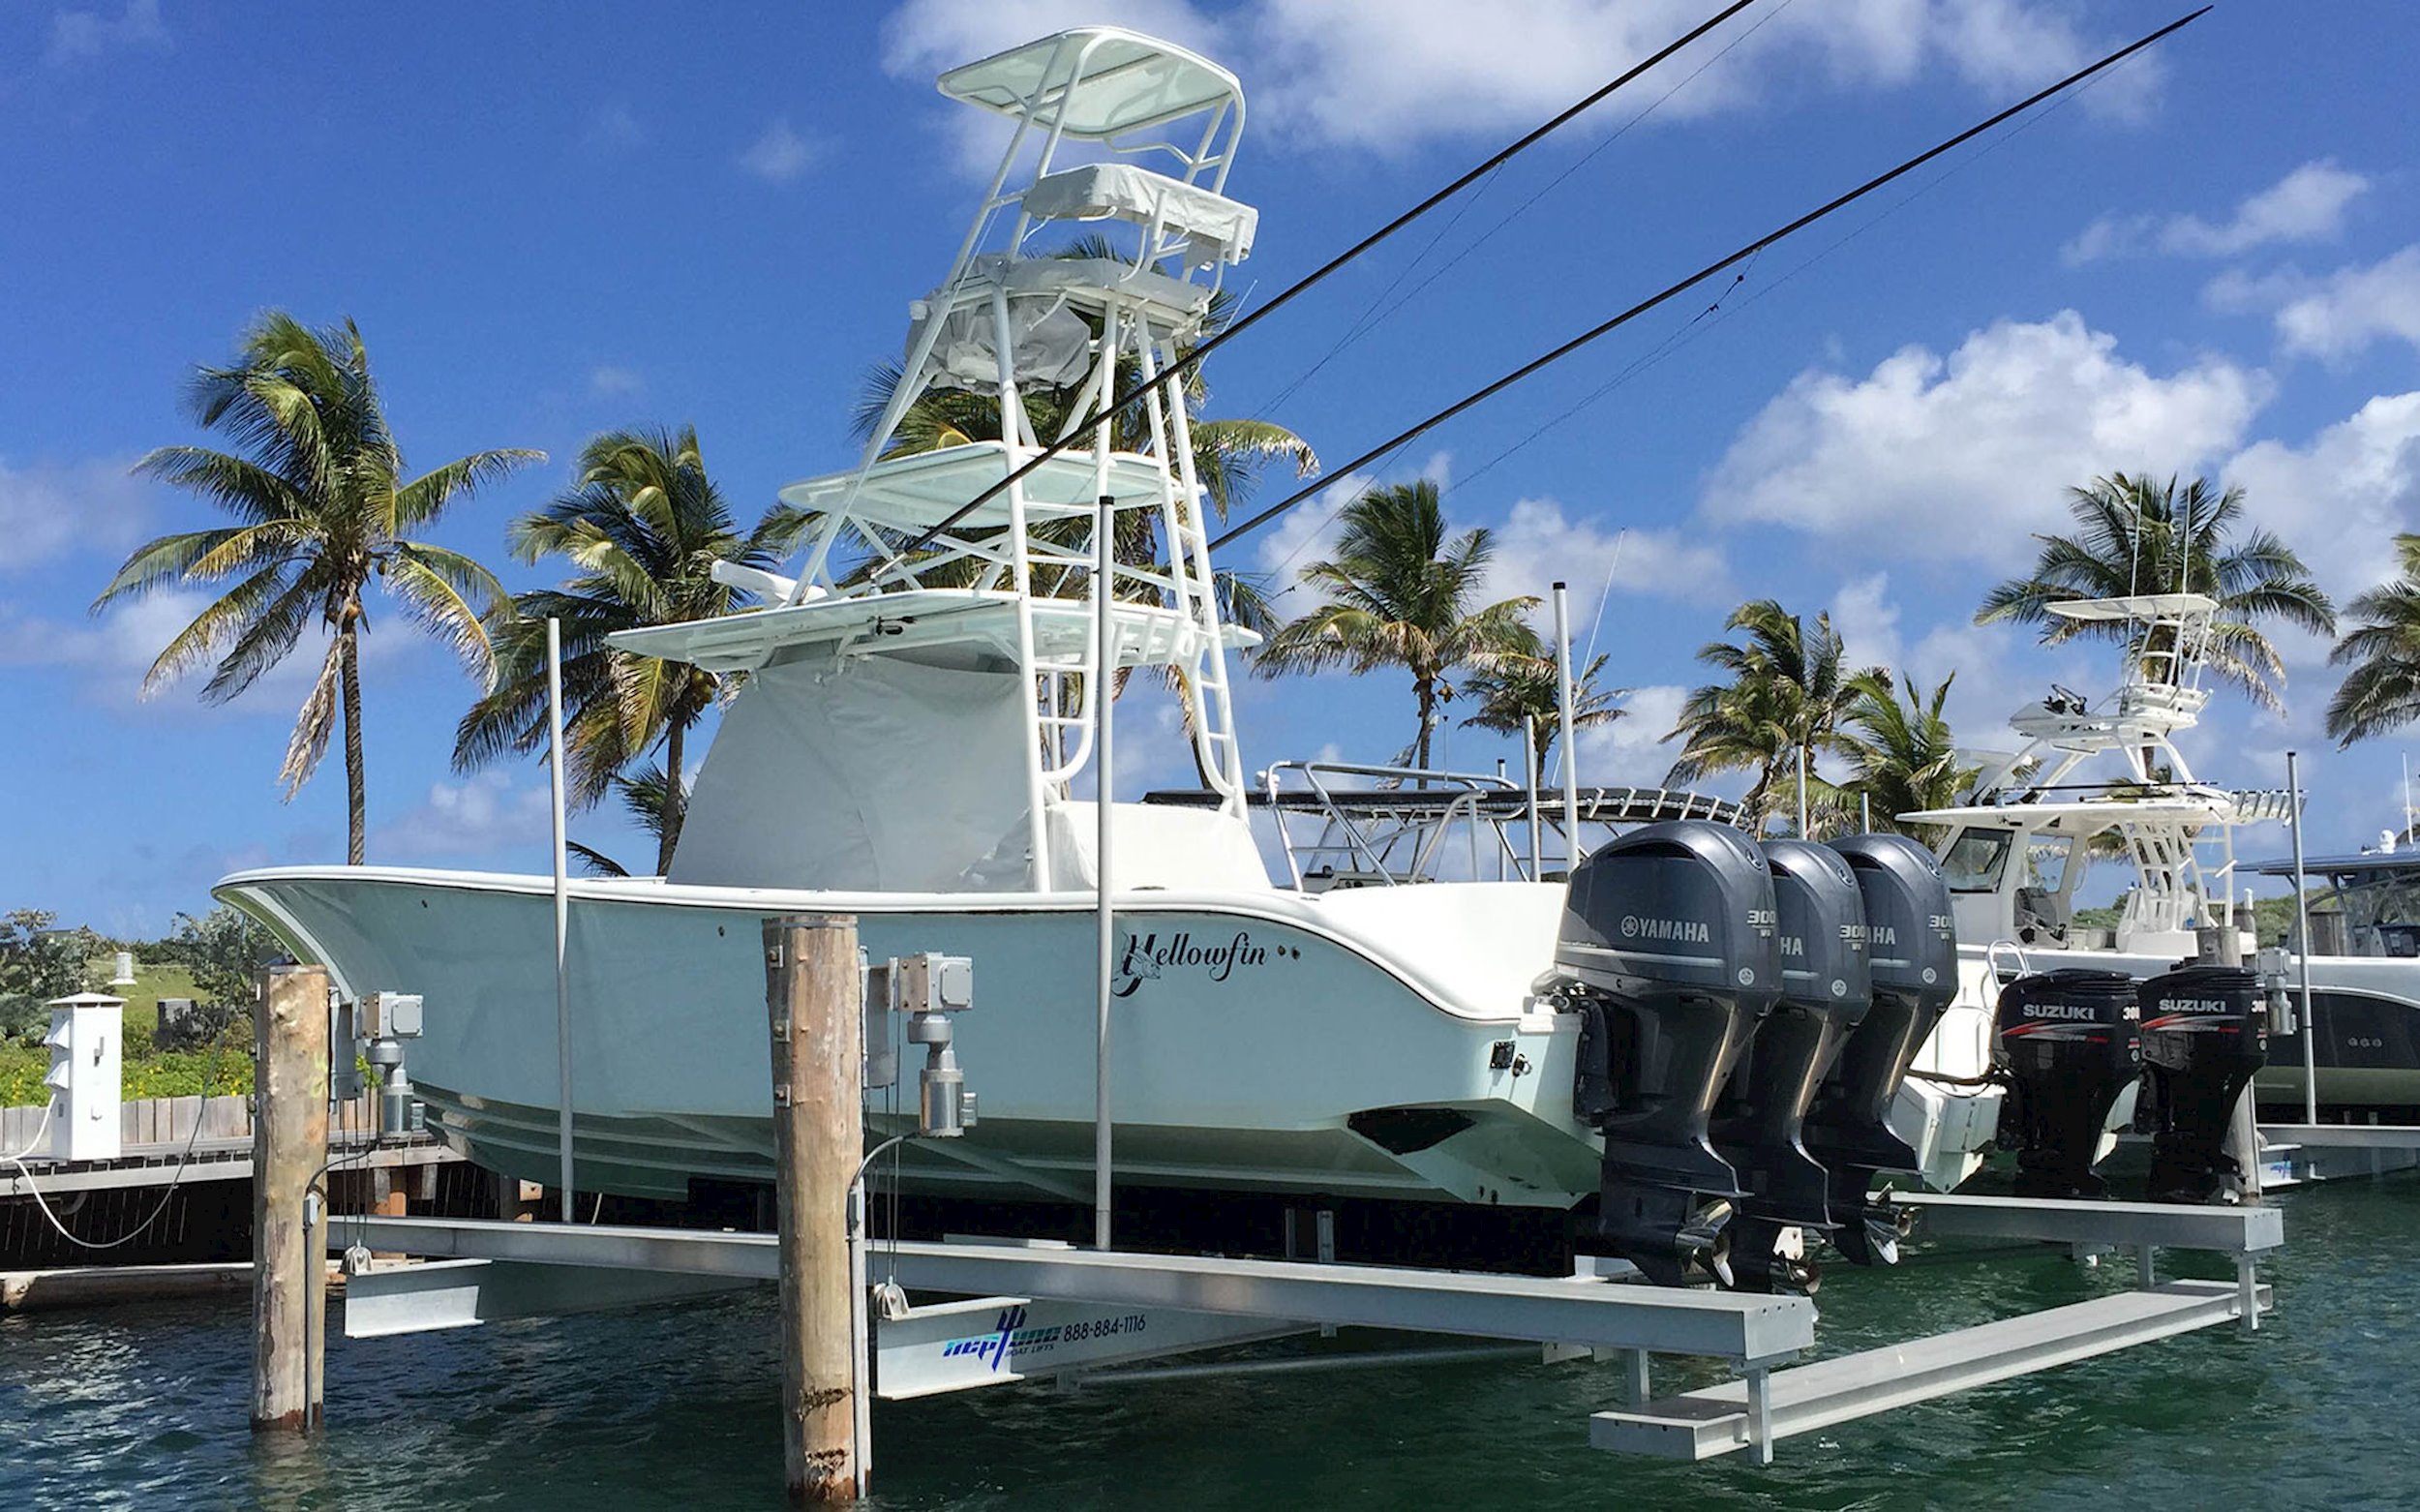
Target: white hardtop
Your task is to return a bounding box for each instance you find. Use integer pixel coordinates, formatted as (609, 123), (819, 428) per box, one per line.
(2044, 591), (2219, 623)
(606, 588), (1256, 676)
(938, 28), (1242, 138)
(1903, 798), (2239, 835)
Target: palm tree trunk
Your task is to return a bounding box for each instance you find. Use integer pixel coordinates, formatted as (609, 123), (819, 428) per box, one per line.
(1413, 678), (1436, 771)
(340, 609), (366, 865)
(657, 715), (686, 875)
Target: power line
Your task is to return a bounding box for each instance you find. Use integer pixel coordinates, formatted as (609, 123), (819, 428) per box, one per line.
(1209, 7), (2212, 554)
(891, 0), (1774, 560)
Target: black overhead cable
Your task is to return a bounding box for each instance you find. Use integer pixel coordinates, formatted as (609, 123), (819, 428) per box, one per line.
(890, 0), (1773, 560)
(1209, 6), (2212, 554)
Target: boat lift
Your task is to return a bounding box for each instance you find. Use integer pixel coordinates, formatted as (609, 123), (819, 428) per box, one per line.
(333, 1187), (2276, 1469)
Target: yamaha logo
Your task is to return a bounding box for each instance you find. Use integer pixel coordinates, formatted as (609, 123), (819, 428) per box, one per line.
(1619, 916), (1711, 944)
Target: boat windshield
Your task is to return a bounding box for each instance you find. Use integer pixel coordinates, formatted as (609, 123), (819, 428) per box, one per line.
(2334, 865), (2420, 957)
(1941, 828), (2014, 893)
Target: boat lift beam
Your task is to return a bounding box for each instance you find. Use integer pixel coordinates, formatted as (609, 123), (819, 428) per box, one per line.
(335, 1190), (2279, 1467)
(332, 1215), (1813, 1362)
(1598, 1190), (2278, 1464)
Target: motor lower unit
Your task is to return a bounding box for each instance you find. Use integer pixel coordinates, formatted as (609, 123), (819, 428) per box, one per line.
(1712, 838), (1871, 1293)
(1993, 969), (2142, 1199)
(2135, 963), (2270, 1203)
(1798, 833), (1958, 1266)
(1557, 820), (1778, 1285)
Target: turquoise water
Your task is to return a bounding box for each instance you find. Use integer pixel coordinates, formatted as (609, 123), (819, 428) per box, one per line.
(4, 1176), (2415, 1510)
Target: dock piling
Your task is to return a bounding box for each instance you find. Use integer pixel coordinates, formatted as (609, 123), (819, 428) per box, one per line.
(764, 916), (863, 1503)
(251, 964), (330, 1431)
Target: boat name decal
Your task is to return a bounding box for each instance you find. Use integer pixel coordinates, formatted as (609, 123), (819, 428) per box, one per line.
(1113, 929), (1289, 997)
(1618, 915), (1713, 944)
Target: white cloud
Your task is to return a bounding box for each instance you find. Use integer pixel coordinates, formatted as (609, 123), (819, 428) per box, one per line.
(881, 0), (2153, 166)
(2210, 245), (2420, 362)
(1701, 311), (2269, 562)
(1482, 498), (1732, 621)
(2065, 160), (2370, 265)
(45, 0), (166, 66)
(589, 365), (644, 399)
(2224, 391), (2420, 621)
(377, 772), (552, 860)
(1573, 682), (1689, 786)
(0, 455), (155, 576)
(1249, 0), (2145, 151)
(1828, 570), (1901, 670)
(739, 119), (821, 184)
(0, 588), (411, 719)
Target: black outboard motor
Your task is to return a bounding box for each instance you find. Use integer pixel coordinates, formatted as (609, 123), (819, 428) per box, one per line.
(1993, 968), (2142, 1199)
(1800, 833), (1957, 1265)
(2135, 963), (2269, 1203)
(1713, 839), (1871, 1292)
(1558, 821), (1780, 1285)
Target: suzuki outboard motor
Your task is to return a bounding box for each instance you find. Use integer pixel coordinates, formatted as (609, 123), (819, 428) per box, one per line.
(2135, 963), (2268, 1203)
(1800, 833), (1956, 1265)
(1558, 820), (1780, 1285)
(1993, 968), (2142, 1199)
(1713, 839), (1871, 1292)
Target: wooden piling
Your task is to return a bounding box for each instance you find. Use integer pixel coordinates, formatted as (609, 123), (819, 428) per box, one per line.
(252, 964), (330, 1432)
(764, 915), (862, 1503)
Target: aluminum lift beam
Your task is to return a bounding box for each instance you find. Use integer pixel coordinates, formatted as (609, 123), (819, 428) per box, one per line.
(332, 1215), (1814, 1363)
(1598, 1191), (2279, 1465)
(334, 1193), (2281, 1468)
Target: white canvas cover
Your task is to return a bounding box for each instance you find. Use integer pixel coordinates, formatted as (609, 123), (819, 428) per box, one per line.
(908, 289), (1092, 393)
(1022, 163), (1257, 265)
(669, 653), (1037, 892)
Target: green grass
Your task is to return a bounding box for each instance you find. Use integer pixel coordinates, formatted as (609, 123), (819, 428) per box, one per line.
(80, 957), (203, 1029)
(1, 958), (251, 1108)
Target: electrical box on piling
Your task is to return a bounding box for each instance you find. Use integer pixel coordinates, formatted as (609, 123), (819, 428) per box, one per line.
(44, 991), (126, 1163)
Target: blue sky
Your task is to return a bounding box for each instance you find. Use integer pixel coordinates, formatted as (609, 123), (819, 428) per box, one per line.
(4, 1), (2416, 935)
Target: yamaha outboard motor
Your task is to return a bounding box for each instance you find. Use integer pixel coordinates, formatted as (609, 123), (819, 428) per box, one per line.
(1558, 821), (1780, 1285)
(2135, 963), (2269, 1203)
(1800, 833), (1957, 1265)
(1713, 839), (1871, 1292)
(1993, 968), (2142, 1199)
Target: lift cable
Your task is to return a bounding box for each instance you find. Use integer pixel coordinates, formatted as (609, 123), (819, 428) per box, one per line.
(1208, 7), (2211, 553)
(889, 0), (1773, 561)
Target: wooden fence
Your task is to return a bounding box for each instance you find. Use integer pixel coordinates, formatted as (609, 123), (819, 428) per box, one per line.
(2, 1091), (385, 1159)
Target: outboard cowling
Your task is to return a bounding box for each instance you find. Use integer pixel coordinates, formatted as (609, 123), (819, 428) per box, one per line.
(1800, 833), (1957, 1265)
(1713, 839), (1871, 1292)
(1993, 968), (2142, 1199)
(2135, 963), (2268, 1203)
(1558, 820), (1780, 1285)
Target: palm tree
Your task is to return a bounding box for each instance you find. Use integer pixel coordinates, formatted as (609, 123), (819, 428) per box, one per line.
(1254, 480), (1540, 769)
(1662, 599), (1889, 830)
(563, 763), (682, 879)
(1977, 472), (2335, 711)
(2325, 533), (2420, 746)
(95, 313), (539, 862)
(453, 426), (799, 874)
(1459, 651), (1626, 787)
(1838, 671), (1975, 839)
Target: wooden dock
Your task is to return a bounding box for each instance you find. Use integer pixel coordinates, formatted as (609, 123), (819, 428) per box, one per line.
(2, 1093), (460, 1199)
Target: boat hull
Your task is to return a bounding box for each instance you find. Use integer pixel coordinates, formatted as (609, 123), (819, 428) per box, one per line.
(218, 868), (1608, 1206)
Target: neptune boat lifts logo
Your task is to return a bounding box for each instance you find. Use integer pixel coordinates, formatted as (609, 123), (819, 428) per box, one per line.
(938, 1304), (1152, 1371)
(1111, 927), (1299, 997)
